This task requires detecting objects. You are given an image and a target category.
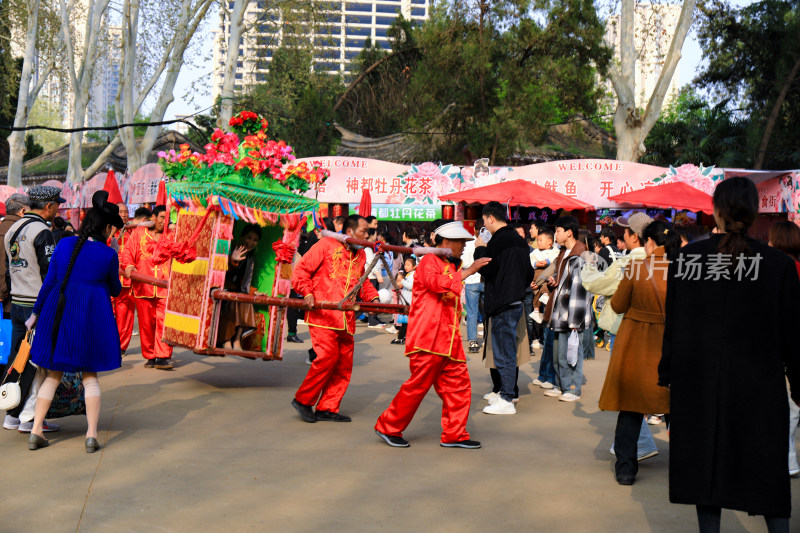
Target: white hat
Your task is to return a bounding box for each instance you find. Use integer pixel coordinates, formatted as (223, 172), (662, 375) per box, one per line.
(434, 221), (474, 241)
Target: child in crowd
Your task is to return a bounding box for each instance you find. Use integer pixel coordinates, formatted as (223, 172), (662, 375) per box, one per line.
(529, 228), (559, 326)
(392, 256), (416, 345)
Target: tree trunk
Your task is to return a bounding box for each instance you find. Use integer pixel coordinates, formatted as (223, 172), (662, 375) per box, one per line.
(218, 0), (247, 130)
(7, 0), (41, 187)
(754, 54), (800, 169)
(611, 0), (697, 162)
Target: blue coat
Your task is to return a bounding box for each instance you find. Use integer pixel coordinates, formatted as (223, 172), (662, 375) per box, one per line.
(31, 236), (122, 372)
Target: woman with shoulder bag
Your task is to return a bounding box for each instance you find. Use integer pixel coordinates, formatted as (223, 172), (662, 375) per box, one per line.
(25, 190), (124, 452)
(598, 219), (680, 486)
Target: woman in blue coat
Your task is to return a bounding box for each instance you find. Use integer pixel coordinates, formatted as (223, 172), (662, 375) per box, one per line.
(26, 190), (124, 452)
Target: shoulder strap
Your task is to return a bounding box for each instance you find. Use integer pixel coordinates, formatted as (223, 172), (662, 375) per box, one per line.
(9, 218), (39, 249)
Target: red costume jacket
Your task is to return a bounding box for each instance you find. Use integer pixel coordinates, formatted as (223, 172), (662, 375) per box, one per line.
(406, 254), (466, 362)
(292, 237), (379, 335)
(120, 226), (171, 299)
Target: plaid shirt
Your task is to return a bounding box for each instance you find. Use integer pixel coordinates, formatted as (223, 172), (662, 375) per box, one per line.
(549, 254), (592, 332)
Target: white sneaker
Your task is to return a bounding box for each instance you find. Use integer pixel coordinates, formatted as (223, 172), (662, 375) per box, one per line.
(488, 393), (518, 405)
(544, 388), (562, 397)
(367, 324), (385, 329)
(558, 392), (581, 402)
(532, 379), (544, 386)
(297, 319), (306, 325)
(483, 398), (516, 415)
(385, 326), (398, 334)
(540, 381), (555, 390)
(304, 357), (312, 365)
(483, 391), (499, 402)
(3, 415), (20, 430)
(18, 420), (60, 433)
(531, 340), (542, 349)
(647, 415), (663, 425)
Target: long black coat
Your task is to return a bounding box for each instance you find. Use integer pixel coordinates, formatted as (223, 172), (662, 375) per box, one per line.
(659, 235), (800, 517)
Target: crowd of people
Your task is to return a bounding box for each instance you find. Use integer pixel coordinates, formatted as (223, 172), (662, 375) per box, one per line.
(290, 178), (800, 533)
(1, 176), (799, 531)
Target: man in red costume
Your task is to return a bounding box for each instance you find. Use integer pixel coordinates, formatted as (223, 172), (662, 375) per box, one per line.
(121, 205), (174, 370)
(291, 215), (380, 423)
(374, 221), (490, 448)
(101, 172), (137, 356)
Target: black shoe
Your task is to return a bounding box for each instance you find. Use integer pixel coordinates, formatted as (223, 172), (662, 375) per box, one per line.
(375, 430), (409, 448)
(28, 433), (49, 450)
(154, 358), (174, 370)
(390, 338), (405, 345)
(307, 348), (317, 363)
(616, 475), (635, 486)
(468, 341), (480, 353)
(292, 399), (317, 423)
(286, 335), (304, 343)
(85, 437), (100, 453)
(315, 410), (351, 422)
(144, 359), (156, 368)
(440, 439), (482, 449)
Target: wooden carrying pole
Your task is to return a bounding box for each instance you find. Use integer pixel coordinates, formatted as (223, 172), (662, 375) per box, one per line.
(122, 271), (408, 314)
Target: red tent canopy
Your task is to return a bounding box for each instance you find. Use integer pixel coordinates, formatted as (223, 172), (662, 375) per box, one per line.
(439, 179), (592, 211)
(608, 181), (714, 214)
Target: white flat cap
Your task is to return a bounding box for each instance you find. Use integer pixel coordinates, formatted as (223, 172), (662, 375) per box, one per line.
(434, 221), (474, 241)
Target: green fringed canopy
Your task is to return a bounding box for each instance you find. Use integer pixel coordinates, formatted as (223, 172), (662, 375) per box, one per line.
(167, 179), (318, 214)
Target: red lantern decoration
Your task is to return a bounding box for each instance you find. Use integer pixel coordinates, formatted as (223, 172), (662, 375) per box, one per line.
(442, 204), (454, 220)
(331, 203), (343, 218)
(466, 205), (480, 220)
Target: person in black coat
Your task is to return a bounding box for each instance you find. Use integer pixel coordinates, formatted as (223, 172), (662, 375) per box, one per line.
(659, 177), (800, 532)
(474, 202), (534, 415)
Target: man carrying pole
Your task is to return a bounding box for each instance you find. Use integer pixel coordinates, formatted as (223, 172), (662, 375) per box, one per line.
(374, 222), (490, 448)
(290, 214), (380, 423)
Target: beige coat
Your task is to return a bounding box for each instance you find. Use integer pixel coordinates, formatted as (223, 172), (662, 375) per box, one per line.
(598, 247), (670, 414)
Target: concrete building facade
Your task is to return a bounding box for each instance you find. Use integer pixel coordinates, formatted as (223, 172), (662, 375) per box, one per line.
(211, 0), (430, 98)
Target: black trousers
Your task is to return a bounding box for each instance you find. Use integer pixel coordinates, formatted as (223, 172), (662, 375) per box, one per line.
(287, 290), (302, 335)
(490, 367), (519, 398)
(367, 280), (383, 326)
(614, 410), (643, 479)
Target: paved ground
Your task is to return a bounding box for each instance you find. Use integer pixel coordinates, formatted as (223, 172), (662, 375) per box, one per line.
(0, 322), (797, 533)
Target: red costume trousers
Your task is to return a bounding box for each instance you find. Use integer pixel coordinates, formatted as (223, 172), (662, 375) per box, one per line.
(115, 287), (135, 351)
(295, 326), (354, 412)
(135, 297), (172, 359)
(375, 352), (472, 443)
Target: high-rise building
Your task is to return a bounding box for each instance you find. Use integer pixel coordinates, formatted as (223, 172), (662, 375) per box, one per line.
(87, 26), (123, 130)
(211, 0), (430, 98)
(604, 3), (683, 108)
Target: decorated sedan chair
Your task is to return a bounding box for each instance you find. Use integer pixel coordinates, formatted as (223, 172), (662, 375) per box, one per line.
(155, 112), (327, 360)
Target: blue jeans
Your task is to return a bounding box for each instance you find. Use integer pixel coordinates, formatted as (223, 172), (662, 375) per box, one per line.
(4, 304), (35, 418)
(582, 327), (595, 359)
(490, 304), (523, 402)
(465, 283), (483, 341)
(538, 327), (555, 384)
(553, 330), (584, 396)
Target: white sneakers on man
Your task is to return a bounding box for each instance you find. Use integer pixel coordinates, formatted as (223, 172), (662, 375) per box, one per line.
(483, 391), (499, 402)
(543, 388), (563, 397)
(483, 398), (516, 415)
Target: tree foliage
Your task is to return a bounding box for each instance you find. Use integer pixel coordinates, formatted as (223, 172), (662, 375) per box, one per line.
(236, 46), (345, 157)
(642, 89), (749, 167)
(355, 0), (612, 163)
(695, 0), (800, 168)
